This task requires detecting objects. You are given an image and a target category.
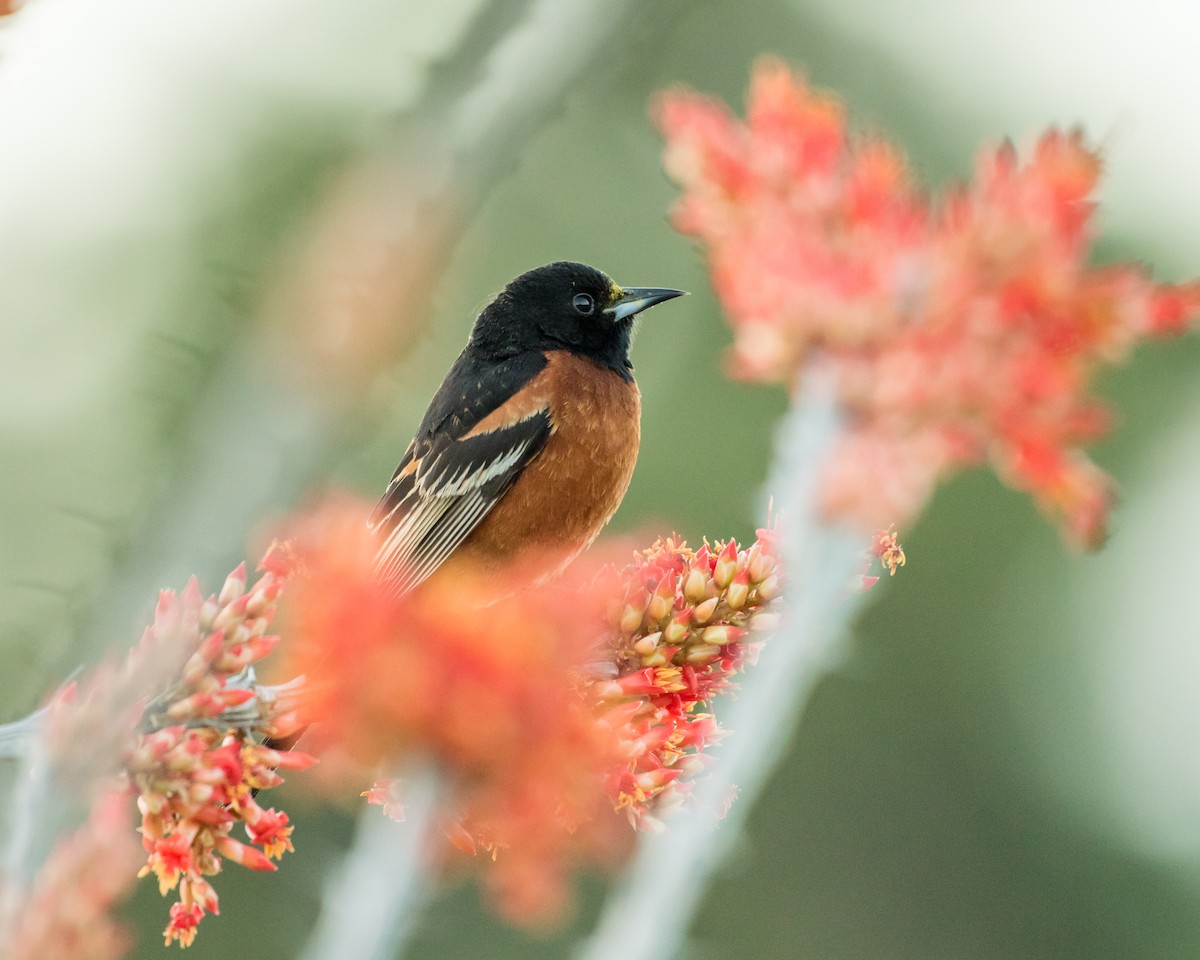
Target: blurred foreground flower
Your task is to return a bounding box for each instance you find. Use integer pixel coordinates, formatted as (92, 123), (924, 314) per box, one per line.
(657, 58), (1200, 547)
(277, 501), (784, 924)
(22, 554), (314, 949)
(2, 788), (141, 960)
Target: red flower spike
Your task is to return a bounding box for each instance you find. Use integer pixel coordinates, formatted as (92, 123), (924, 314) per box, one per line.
(657, 59), (1200, 546)
(108, 552), (305, 947)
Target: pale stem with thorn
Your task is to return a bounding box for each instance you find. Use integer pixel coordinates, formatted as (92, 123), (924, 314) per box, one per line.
(577, 377), (867, 960)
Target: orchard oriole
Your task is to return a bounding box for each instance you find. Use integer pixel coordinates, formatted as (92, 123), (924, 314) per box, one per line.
(260, 262), (681, 761)
(369, 260), (685, 592)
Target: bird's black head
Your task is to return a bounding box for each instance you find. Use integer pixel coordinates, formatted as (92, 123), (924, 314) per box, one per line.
(468, 261), (685, 380)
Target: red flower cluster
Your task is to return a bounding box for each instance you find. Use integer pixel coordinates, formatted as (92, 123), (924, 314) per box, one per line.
(656, 59), (1200, 547)
(596, 534), (780, 830)
(130, 732), (312, 947)
(125, 554), (315, 947)
(277, 502), (784, 923)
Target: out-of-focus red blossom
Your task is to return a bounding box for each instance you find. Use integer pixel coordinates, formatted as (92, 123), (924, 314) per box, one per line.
(362, 779), (407, 822)
(278, 502), (629, 925)
(656, 58), (1200, 548)
(276, 501), (783, 925)
(2, 787), (142, 960)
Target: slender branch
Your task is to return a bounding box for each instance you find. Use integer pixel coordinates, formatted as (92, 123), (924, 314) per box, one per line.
(298, 769), (443, 960)
(577, 378), (869, 960)
(0, 729), (48, 939)
(0, 708), (44, 763)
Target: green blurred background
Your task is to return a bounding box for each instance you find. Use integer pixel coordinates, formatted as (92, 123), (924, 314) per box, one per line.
(3, 0), (1200, 956)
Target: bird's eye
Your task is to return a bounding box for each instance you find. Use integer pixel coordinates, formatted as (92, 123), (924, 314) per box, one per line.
(572, 293), (594, 315)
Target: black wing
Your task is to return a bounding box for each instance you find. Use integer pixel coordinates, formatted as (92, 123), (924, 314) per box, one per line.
(369, 350), (551, 594)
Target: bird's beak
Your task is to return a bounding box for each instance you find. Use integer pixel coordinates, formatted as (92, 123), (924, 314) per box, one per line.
(605, 286), (688, 323)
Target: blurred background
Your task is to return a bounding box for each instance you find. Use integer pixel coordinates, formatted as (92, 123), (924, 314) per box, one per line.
(3, 0), (1200, 957)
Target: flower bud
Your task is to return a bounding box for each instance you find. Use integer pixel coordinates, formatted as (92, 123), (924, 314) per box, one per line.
(726, 569), (751, 610)
(701, 625), (745, 646)
(663, 609), (691, 645)
(685, 643), (721, 663)
(713, 540), (739, 589)
(747, 545), (775, 583)
(214, 836), (277, 872)
(620, 603), (645, 635)
(183, 631), (225, 685)
(757, 574), (780, 601)
(212, 594), (250, 634)
(633, 632), (662, 657)
(691, 597), (719, 624)
(218, 562), (247, 606)
(749, 611), (781, 633)
(646, 576), (675, 624)
(683, 567), (708, 604)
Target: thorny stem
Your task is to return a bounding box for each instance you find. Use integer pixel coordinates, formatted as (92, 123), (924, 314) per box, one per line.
(0, 731), (48, 939)
(577, 378), (867, 960)
(0, 668), (86, 934)
(0, 708), (46, 763)
(298, 768), (443, 960)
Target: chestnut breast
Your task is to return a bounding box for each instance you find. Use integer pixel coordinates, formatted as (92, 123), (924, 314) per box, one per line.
(456, 350), (641, 568)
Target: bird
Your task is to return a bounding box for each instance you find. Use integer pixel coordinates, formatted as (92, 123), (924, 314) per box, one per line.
(368, 260), (686, 594)
(257, 261), (683, 765)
